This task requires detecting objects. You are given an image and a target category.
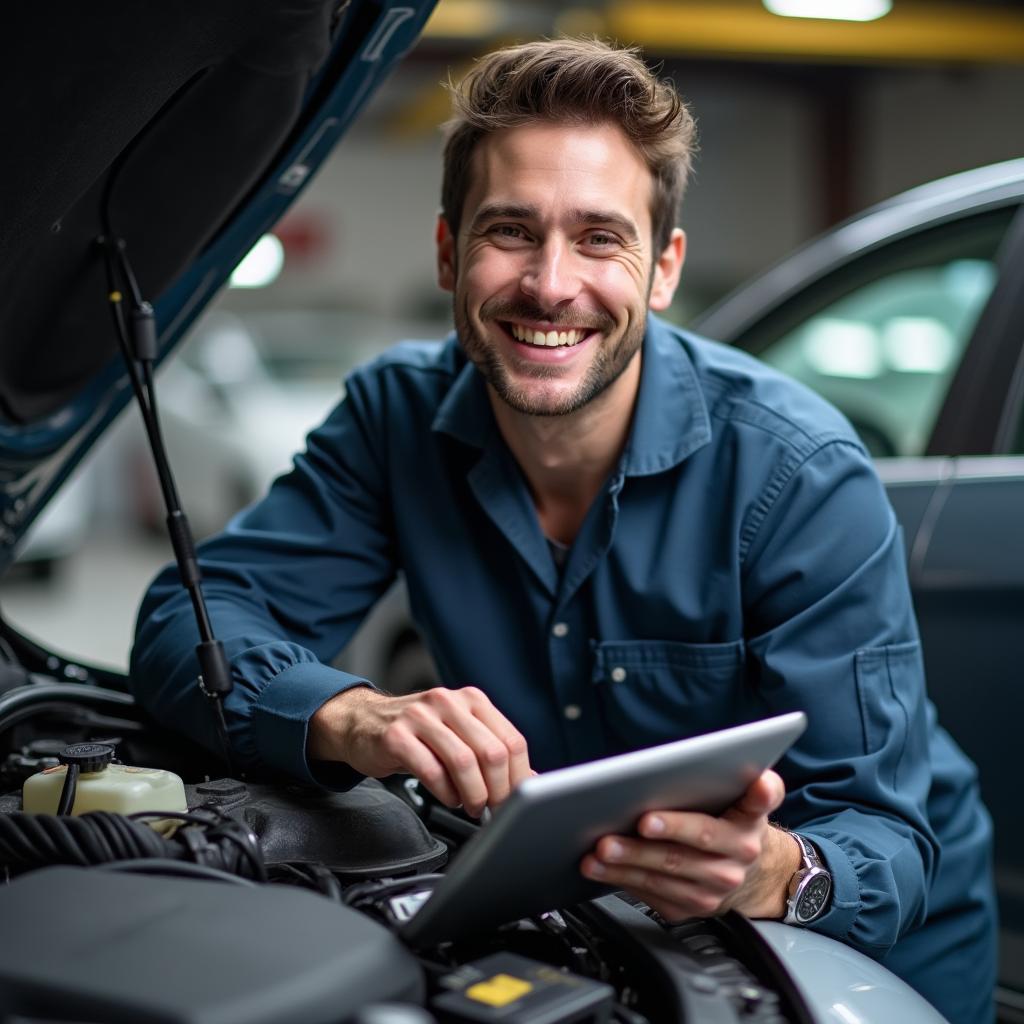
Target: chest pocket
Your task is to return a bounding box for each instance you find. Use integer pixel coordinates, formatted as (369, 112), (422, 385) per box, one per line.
(591, 639), (748, 748)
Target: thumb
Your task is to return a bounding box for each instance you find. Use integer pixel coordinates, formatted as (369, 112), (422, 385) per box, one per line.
(730, 769), (785, 820)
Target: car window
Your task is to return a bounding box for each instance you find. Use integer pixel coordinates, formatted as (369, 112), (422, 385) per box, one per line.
(738, 211), (1014, 457)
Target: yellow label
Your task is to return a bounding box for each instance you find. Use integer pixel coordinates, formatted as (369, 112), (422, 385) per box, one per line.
(465, 974), (533, 1007)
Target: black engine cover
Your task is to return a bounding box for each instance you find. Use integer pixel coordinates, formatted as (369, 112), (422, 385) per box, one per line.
(0, 866), (424, 1023)
(188, 777), (449, 879)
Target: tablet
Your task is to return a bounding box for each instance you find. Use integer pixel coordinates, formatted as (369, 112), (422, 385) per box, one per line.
(400, 711), (807, 947)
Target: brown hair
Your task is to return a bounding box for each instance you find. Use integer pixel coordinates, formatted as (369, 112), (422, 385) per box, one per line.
(441, 38), (697, 254)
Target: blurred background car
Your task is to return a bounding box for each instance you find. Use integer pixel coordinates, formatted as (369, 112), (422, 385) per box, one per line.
(11, 472), (95, 580)
(132, 309), (447, 537)
(698, 157), (1024, 1004)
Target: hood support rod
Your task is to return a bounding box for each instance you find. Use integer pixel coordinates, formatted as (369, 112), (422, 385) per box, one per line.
(98, 235), (236, 777)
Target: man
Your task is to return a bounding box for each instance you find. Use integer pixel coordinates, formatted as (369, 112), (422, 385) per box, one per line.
(132, 38), (995, 1021)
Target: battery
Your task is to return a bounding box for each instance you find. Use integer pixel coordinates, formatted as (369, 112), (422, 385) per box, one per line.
(431, 952), (615, 1024)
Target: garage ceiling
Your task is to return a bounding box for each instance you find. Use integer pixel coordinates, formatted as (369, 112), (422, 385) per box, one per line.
(422, 0), (1024, 64)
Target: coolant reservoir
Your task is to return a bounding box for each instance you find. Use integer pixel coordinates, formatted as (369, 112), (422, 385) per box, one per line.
(22, 743), (188, 816)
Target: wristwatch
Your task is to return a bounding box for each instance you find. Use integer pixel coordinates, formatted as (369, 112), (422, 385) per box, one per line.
(784, 832), (832, 926)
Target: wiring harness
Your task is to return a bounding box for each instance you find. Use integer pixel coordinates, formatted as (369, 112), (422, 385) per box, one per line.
(0, 808), (265, 882)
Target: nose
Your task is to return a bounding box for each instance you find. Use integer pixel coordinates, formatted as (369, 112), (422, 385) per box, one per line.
(519, 237), (581, 311)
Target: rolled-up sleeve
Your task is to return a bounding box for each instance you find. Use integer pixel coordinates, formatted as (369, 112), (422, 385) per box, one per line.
(741, 438), (937, 957)
(130, 374), (396, 786)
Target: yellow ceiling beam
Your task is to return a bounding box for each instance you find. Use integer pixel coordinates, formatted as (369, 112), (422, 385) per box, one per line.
(399, 1), (1024, 137)
(604, 1), (1024, 64)
(423, 0), (506, 39)
(386, 72), (465, 138)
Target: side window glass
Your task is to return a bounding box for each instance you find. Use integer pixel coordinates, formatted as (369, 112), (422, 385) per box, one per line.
(744, 212), (1012, 458)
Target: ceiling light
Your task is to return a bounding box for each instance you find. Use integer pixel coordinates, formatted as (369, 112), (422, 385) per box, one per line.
(882, 318), (955, 374)
(802, 319), (883, 378)
(762, 0), (893, 22)
(230, 234), (285, 289)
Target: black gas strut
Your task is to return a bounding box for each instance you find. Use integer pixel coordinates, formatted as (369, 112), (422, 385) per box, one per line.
(98, 234), (236, 776)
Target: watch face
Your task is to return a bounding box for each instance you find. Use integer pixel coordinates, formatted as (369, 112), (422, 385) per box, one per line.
(797, 873), (831, 922)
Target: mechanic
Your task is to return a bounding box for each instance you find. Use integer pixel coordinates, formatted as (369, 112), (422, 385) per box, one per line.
(132, 38), (995, 1022)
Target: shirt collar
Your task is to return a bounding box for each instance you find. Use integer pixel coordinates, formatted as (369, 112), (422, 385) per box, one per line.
(431, 314), (712, 475)
(430, 340), (495, 449)
(621, 313), (712, 476)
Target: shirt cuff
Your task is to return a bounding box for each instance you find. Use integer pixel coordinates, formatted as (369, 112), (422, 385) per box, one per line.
(799, 832), (861, 942)
(249, 660), (376, 788)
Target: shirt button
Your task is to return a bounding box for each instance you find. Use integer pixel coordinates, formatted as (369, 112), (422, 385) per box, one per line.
(563, 704), (582, 720)
(552, 622), (570, 638)
(610, 666), (627, 683)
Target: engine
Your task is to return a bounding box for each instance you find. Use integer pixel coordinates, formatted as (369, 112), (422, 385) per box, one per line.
(0, 679), (941, 1024)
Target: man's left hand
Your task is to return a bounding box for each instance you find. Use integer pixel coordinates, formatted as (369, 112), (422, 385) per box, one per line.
(580, 769), (801, 921)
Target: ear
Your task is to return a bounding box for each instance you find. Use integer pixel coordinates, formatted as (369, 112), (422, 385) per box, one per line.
(436, 215), (457, 293)
(648, 229), (686, 312)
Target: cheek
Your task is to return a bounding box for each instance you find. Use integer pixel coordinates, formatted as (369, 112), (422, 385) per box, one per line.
(594, 263), (649, 317)
(461, 254), (521, 305)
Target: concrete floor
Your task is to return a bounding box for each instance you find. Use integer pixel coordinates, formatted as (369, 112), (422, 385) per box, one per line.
(0, 531), (172, 671)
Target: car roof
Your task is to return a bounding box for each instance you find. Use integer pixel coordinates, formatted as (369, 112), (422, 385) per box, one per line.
(694, 157), (1024, 343)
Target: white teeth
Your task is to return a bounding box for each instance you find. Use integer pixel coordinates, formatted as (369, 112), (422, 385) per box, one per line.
(509, 324), (585, 347)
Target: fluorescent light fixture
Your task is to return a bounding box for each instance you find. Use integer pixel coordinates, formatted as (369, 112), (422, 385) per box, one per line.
(882, 318), (955, 374)
(802, 319), (883, 378)
(943, 258), (996, 300)
(763, 0), (892, 21)
(230, 234), (285, 289)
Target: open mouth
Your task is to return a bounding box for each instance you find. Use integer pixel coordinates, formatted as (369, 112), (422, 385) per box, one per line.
(500, 322), (593, 348)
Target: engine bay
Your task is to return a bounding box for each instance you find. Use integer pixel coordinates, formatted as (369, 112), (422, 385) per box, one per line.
(0, 667), (812, 1024)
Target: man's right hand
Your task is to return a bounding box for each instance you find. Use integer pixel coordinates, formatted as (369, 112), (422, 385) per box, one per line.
(308, 685), (533, 817)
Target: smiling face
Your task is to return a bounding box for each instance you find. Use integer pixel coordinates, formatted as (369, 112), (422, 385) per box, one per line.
(437, 120), (684, 419)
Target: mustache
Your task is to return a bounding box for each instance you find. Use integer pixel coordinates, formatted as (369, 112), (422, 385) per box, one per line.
(479, 298), (615, 333)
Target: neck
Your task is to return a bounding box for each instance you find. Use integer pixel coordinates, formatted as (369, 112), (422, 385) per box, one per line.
(489, 353), (641, 545)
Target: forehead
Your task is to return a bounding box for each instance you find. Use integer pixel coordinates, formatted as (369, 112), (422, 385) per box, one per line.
(463, 121), (654, 239)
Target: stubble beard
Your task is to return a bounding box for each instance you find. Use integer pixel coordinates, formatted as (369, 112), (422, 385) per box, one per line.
(454, 295), (645, 418)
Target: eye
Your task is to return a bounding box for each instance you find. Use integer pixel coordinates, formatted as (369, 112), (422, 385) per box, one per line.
(489, 224), (530, 243)
(582, 231), (620, 251)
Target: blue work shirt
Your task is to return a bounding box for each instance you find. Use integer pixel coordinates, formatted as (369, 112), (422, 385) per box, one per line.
(132, 315), (995, 1021)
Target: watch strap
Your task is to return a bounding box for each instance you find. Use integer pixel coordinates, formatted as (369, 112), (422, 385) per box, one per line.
(784, 831), (832, 926)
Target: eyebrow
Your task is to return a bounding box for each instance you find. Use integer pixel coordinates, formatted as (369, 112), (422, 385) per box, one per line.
(569, 208), (640, 243)
(470, 203), (640, 243)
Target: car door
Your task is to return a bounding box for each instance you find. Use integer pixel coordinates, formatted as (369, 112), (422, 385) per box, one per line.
(696, 193), (1024, 1009)
(910, 210), (1024, 1007)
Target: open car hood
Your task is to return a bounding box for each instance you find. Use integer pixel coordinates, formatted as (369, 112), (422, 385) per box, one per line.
(0, 0), (437, 573)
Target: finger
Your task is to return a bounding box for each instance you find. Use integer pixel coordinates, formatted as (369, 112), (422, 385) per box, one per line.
(436, 697), (520, 807)
(636, 811), (761, 864)
(592, 835), (745, 893)
(384, 724), (462, 808)
(427, 686), (531, 804)
(403, 702), (490, 815)
(462, 688), (533, 790)
(580, 856), (726, 917)
(731, 769), (785, 818)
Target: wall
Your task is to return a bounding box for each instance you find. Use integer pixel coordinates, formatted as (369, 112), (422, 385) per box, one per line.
(231, 58), (1024, 323)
